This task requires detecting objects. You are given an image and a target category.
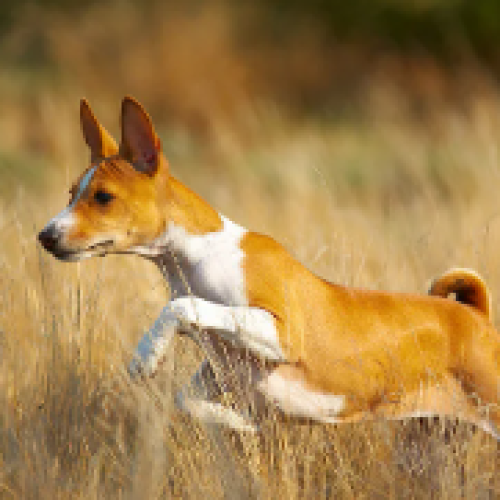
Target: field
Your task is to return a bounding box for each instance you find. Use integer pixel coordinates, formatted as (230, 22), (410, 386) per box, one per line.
(0, 2), (499, 498)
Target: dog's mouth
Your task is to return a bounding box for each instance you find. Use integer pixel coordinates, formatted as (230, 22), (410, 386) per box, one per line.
(51, 239), (115, 261)
(87, 239), (114, 252)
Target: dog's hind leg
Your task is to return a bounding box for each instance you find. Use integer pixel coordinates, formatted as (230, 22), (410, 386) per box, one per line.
(175, 359), (258, 433)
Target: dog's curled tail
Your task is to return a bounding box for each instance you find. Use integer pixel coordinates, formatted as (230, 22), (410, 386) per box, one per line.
(428, 267), (493, 322)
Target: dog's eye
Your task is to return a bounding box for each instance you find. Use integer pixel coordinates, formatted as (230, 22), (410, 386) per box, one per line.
(94, 190), (114, 205)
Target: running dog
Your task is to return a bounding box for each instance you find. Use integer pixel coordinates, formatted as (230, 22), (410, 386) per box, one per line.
(39, 97), (499, 437)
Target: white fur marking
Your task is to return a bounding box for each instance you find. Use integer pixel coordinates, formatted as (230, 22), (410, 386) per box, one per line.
(176, 393), (257, 433)
(129, 297), (284, 378)
(47, 209), (75, 232)
(128, 306), (178, 377)
(132, 215), (248, 306)
(44, 166), (97, 233)
(170, 297), (285, 360)
(258, 371), (346, 423)
(74, 166), (98, 202)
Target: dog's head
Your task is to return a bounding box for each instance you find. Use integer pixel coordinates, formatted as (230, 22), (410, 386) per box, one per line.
(38, 97), (172, 261)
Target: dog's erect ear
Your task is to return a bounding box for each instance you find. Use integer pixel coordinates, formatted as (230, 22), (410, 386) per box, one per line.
(80, 99), (119, 162)
(120, 96), (163, 176)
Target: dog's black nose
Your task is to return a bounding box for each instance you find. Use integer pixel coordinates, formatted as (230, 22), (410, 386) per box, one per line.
(38, 226), (59, 252)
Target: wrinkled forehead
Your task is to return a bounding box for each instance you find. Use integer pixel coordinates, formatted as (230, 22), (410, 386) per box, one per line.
(69, 157), (141, 201)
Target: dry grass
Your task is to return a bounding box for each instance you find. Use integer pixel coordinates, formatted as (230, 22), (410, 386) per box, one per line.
(2, 107), (499, 498)
(0, 1), (499, 498)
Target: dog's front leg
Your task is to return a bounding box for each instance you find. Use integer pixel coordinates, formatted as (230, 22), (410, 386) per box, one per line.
(128, 304), (182, 378)
(166, 297), (285, 361)
(129, 296), (284, 378)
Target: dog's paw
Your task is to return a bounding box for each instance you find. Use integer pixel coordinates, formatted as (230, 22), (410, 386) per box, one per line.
(127, 344), (164, 379)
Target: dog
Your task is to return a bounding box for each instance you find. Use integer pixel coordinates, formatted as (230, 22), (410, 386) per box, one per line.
(38, 96), (499, 437)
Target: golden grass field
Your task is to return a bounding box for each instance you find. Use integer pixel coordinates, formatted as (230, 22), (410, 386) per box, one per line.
(0, 2), (499, 498)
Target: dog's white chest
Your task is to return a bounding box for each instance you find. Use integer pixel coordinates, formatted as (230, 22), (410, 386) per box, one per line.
(152, 215), (249, 306)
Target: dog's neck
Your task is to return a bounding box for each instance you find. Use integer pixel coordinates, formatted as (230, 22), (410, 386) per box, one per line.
(135, 177), (250, 306)
(165, 177), (223, 237)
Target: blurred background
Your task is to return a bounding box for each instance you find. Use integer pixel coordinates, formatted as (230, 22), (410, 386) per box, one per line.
(1, 1), (500, 497)
(3, 0), (500, 285)
(2, 0), (500, 207)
